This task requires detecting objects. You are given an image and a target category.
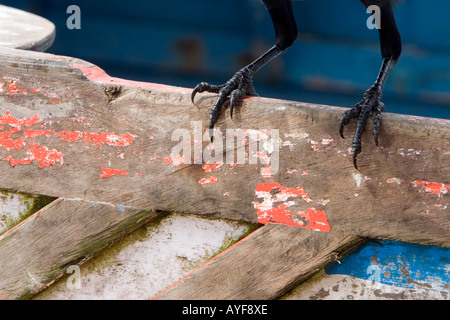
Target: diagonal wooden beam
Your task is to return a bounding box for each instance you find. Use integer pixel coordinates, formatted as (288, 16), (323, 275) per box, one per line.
(153, 224), (365, 300)
(0, 46), (448, 247)
(0, 198), (159, 300)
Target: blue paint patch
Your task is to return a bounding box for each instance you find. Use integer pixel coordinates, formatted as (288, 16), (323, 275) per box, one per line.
(326, 240), (450, 292)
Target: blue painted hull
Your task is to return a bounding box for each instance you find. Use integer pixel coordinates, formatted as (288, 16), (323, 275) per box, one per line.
(326, 240), (449, 294)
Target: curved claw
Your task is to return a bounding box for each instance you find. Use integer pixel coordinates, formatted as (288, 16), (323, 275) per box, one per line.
(192, 68), (257, 133)
(352, 149), (360, 170)
(191, 87), (200, 104)
(209, 89), (232, 130)
(191, 82), (223, 104)
(230, 89), (243, 119)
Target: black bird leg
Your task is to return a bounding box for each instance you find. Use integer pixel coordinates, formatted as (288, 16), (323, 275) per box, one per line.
(191, 0), (297, 137)
(340, 57), (396, 167)
(340, 0), (402, 169)
(191, 45), (282, 130)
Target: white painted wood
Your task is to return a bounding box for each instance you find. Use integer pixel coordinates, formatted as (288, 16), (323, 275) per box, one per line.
(33, 213), (255, 300)
(0, 5), (55, 51)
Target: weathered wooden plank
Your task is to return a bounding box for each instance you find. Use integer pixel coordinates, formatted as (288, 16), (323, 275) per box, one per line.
(0, 198), (159, 300)
(0, 5), (55, 52)
(0, 46), (448, 247)
(153, 225), (364, 300)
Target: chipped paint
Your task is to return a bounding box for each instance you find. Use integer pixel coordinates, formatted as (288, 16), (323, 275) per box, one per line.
(99, 168), (129, 178)
(261, 165), (273, 179)
(70, 62), (189, 94)
(412, 181), (450, 196)
(4, 143), (63, 168)
(386, 178), (401, 185)
(253, 182), (330, 232)
(202, 162), (223, 173)
(321, 139), (334, 145)
(199, 176), (218, 186)
(163, 155), (186, 167)
(0, 111), (137, 171)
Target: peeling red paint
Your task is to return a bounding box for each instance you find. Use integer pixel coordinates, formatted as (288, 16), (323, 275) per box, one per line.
(24, 129), (56, 139)
(59, 131), (136, 147)
(412, 181), (449, 196)
(0, 111), (40, 127)
(99, 168), (129, 178)
(253, 182), (330, 232)
(4, 143), (63, 168)
(199, 176), (218, 186)
(0, 138), (26, 151)
(71, 62), (188, 93)
(202, 162), (223, 172)
(261, 166), (273, 179)
(163, 155), (186, 167)
(0, 111), (137, 171)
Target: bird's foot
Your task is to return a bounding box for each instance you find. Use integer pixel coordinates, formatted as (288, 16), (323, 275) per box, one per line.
(191, 68), (257, 132)
(339, 85), (385, 169)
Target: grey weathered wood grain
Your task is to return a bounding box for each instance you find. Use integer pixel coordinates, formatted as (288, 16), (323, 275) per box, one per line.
(154, 225), (364, 300)
(0, 46), (448, 247)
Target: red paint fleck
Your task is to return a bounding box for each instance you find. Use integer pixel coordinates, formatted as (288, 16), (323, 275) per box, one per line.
(163, 155), (186, 167)
(99, 168), (129, 178)
(7, 83), (19, 94)
(70, 62), (188, 94)
(0, 111), (40, 127)
(4, 144), (63, 168)
(253, 182), (330, 232)
(24, 129), (56, 139)
(0, 111), (137, 172)
(412, 181), (449, 196)
(199, 176), (218, 186)
(58, 130), (82, 143)
(261, 166), (273, 179)
(202, 162), (223, 172)
(57, 131), (136, 146)
(0, 138), (26, 151)
(0, 126), (21, 139)
(229, 162), (238, 169)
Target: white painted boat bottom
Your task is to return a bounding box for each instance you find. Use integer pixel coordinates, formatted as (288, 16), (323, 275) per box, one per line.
(33, 213), (254, 300)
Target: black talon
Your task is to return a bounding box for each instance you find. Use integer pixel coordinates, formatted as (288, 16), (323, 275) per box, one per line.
(192, 65), (265, 130)
(340, 85), (386, 169)
(191, 0), (401, 171)
(191, 82), (224, 104)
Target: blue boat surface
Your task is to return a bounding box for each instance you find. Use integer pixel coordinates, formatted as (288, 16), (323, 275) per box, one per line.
(327, 240), (449, 294)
